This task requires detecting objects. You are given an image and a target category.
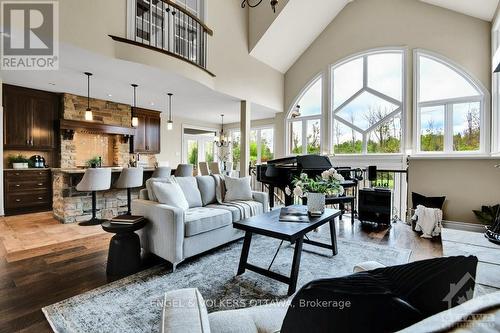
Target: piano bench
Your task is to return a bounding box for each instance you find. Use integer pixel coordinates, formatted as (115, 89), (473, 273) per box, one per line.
(302, 195), (356, 225)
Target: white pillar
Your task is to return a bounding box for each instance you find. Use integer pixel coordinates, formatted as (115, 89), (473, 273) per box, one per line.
(240, 101), (251, 177)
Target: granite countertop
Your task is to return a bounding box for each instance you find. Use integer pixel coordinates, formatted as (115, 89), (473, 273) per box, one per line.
(52, 167), (156, 174)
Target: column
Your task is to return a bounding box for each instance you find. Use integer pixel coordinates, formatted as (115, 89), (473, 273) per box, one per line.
(240, 101), (251, 177)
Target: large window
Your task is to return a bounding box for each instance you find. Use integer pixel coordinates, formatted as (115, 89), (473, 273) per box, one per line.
(231, 127), (274, 166)
(415, 51), (486, 154)
(287, 76), (322, 155)
(331, 50), (404, 155)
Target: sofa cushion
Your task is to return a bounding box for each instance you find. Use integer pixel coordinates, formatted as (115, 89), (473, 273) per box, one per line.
(209, 301), (289, 333)
(184, 207), (232, 237)
(196, 176), (217, 206)
(146, 177), (175, 202)
(207, 201), (264, 222)
(176, 176), (203, 208)
(152, 182), (189, 210)
(162, 288), (211, 333)
(224, 176), (252, 202)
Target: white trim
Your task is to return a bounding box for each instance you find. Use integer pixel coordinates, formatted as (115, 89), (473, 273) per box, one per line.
(285, 73), (324, 156)
(413, 49), (490, 155)
(329, 47), (406, 155)
(181, 123), (218, 164)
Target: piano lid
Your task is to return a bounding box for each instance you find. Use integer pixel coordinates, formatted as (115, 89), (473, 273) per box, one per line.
(264, 155), (332, 170)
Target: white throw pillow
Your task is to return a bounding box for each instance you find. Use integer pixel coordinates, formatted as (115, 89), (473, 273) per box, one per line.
(146, 177), (175, 202)
(152, 182), (189, 210)
(224, 176), (253, 202)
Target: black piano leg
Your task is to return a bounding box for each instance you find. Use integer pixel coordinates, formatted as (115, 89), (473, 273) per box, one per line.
(285, 194), (293, 206)
(269, 186), (275, 209)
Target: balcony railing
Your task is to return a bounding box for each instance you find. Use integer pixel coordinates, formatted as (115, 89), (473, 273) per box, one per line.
(112, 0), (214, 76)
(250, 167), (409, 223)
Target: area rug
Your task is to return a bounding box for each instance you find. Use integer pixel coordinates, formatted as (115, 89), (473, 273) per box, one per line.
(43, 231), (411, 333)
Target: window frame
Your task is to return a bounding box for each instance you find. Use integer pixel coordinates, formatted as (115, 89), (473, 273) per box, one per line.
(413, 49), (489, 156)
(229, 125), (275, 165)
(285, 73), (323, 156)
(329, 48), (406, 155)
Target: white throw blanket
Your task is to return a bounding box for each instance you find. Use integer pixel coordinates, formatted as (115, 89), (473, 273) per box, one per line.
(412, 205), (442, 238)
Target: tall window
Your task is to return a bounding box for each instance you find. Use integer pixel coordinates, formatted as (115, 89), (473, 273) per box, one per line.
(331, 50), (404, 154)
(415, 51), (486, 154)
(287, 76), (322, 155)
(231, 128), (274, 166)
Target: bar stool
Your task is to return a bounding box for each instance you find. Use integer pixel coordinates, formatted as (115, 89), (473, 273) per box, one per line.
(114, 167), (144, 215)
(152, 166), (171, 178)
(198, 162), (210, 176)
(175, 164), (193, 177)
(76, 168), (112, 226)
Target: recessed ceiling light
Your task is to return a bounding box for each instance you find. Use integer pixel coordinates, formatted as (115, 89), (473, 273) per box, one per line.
(108, 94), (112, 97)
(150, 102), (155, 106)
(48, 82), (56, 86)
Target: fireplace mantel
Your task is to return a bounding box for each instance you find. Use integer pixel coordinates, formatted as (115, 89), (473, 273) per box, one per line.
(60, 119), (136, 140)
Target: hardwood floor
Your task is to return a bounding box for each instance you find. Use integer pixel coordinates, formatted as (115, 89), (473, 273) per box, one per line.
(0, 212), (442, 332)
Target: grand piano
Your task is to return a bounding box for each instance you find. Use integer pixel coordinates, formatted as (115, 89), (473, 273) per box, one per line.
(256, 155), (358, 208)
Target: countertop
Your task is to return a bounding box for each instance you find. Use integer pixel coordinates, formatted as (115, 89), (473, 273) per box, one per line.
(51, 167), (156, 174)
(4, 168), (51, 171)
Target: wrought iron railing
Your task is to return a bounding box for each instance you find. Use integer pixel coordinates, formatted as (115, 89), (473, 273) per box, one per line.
(122, 0), (213, 74)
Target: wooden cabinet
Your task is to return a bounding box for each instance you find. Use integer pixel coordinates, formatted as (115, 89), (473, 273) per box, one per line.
(3, 85), (59, 150)
(4, 169), (52, 215)
(131, 108), (161, 154)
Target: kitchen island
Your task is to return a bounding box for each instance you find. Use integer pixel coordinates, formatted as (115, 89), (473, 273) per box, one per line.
(52, 167), (155, 223)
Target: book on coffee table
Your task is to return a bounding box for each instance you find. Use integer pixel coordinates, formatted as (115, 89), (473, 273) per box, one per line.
(279, 206), (310, 223)
(110, 215), (145, 224)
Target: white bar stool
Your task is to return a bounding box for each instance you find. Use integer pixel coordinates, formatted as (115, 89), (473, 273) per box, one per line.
(152, 166), (171, 178)
(114, 167), (144, 215)
(76, 168), (112, 226)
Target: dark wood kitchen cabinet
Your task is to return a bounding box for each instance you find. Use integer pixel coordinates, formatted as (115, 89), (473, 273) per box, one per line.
(4, 169), (52, 215)
(131, 108), (161, 154)
(3, 84), (59, 150)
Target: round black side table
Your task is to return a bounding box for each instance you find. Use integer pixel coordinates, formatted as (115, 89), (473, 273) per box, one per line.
(101, 219), (147, 278)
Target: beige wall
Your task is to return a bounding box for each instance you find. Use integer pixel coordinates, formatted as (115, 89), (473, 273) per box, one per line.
(59, 0), (284, 113)
(248, 0), (289, 52)
(409, 158), (500, 223)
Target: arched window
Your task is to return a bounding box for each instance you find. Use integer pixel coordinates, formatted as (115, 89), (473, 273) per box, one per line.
(415, 50), (487, 153)
(287, 75), (322, 155)
(331, 50), (404, 154)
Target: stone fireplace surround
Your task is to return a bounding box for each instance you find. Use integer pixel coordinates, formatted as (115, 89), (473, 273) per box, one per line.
(53, 94), (157, 223)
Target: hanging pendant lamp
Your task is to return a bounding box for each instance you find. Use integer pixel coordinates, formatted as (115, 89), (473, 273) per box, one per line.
(167, 93), (173, 131)
(84, 72), (93, 121)
(131, 84), (139, 127)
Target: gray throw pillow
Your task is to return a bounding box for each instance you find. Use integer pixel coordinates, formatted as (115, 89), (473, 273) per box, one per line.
(196, 176), (217, 206)
(175, 176), (203, 208)
(224, 176), (253, 202)
(152, 182), (189, 210)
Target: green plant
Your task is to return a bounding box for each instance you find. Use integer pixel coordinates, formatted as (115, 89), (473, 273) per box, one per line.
(86, 156), (101, 167)
(473, 205), (500, 225)
(8, 154), (29, 165)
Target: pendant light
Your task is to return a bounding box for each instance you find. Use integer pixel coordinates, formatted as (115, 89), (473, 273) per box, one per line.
(84, 72), (93, 121)
(167, 93), (173, 131)
(215, 114), (230, 147)
(131, 84), (139, 127)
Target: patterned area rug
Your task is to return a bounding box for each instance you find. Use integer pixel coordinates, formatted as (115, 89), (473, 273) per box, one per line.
(43, 230), (411, 333)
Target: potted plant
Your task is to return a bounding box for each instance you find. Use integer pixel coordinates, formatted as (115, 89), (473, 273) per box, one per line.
(86, 156), (101, 168)
(473, 205), (500, 225)
(286, 168), (345, 215)
(8, 154), (30, 169)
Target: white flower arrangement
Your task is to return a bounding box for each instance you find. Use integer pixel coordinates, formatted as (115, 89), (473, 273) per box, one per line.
(285, 168), (345, 198)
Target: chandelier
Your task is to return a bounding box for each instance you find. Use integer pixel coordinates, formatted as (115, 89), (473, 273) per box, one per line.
(241, 0), (279, 13)
(214, 114), (231, 147)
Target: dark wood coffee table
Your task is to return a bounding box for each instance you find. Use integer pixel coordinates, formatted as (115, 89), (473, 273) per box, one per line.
(233, 206), (341, 295)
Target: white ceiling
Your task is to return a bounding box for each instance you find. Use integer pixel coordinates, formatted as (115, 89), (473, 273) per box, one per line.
(0, 44), (278, 124)
(250, 0), (352, 73)
(419, 0), (499, 21)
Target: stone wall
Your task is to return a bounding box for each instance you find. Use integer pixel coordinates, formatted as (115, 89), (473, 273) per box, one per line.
(63, 93), (131, 126)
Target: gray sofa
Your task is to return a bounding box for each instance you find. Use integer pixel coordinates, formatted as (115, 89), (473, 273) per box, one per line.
(160, 261), (500, 333)
(131, 175), (269, 270)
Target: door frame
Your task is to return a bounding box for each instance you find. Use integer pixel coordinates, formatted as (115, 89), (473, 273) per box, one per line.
(181, 124), (218, 164)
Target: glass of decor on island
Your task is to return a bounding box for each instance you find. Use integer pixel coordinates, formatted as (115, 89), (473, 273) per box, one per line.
(286, 168), (345, 216)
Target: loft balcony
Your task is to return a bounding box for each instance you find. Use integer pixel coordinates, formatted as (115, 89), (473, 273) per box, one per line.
(110, 0), (215, 77)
